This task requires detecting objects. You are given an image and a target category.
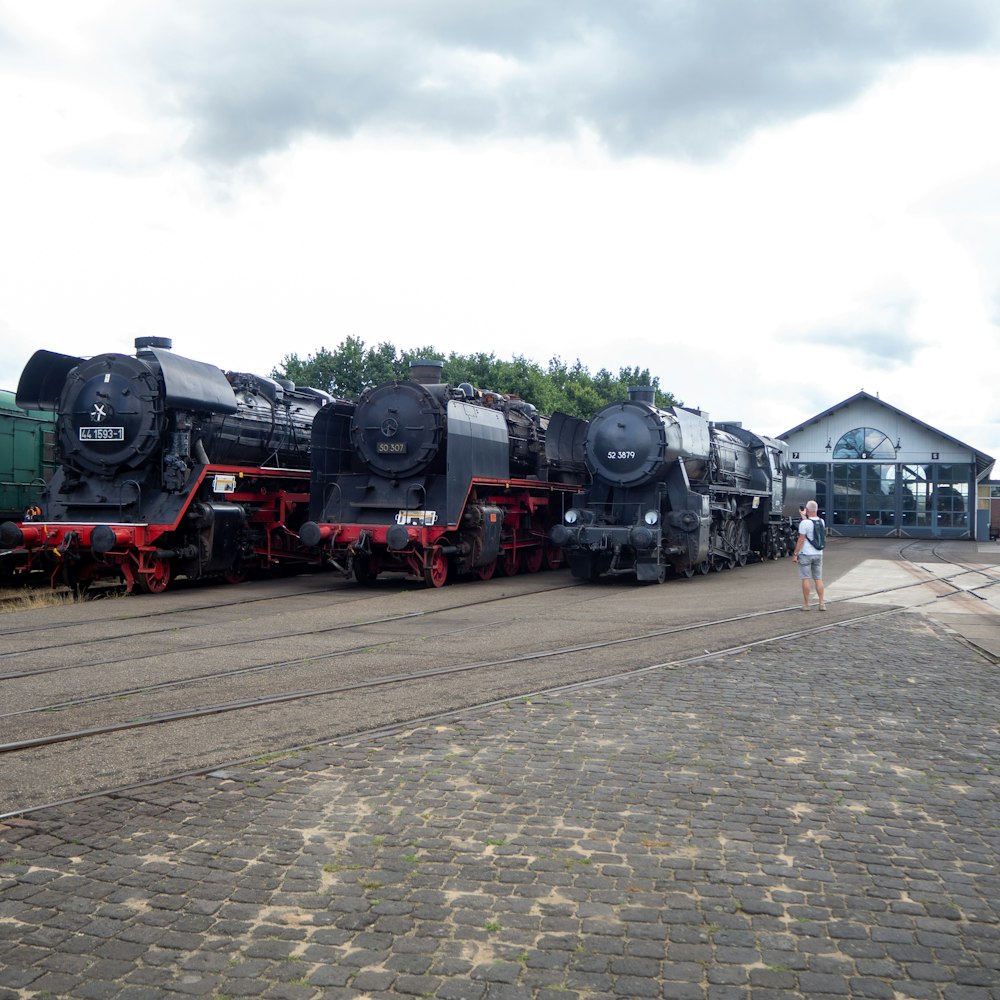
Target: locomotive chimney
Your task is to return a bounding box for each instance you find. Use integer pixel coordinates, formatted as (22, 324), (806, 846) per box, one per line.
(628, 386), (656, 404)
(409, 359), (444, 384)
(135, 336), (173, 352)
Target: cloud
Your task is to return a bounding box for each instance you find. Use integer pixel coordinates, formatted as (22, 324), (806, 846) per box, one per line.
(82, 0), (999, 165)
(828, 328), (924, 369)
(778, 289), (925, 369)
(2, 4), (999, 464)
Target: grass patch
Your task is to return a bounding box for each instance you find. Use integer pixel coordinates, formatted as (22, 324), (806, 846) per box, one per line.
(0, 587), (75, 613)
(322, 861), (362, 873)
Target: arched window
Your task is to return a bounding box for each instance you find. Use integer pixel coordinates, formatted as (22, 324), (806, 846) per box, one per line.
(833, 427), (896, 460)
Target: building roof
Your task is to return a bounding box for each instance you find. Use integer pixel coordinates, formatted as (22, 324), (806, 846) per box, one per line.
(779, 390), (995, 481)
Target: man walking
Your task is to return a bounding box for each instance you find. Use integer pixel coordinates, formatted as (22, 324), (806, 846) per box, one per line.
(792, 500), (826, 610)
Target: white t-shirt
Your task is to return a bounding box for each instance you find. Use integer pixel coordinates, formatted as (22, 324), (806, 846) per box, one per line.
(798, 516), (824, 556)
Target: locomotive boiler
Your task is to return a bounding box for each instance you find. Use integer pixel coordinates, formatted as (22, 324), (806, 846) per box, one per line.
(300, 360), (588, 586)
(549, 387), (815, 582)
(0, 337), (336, 593)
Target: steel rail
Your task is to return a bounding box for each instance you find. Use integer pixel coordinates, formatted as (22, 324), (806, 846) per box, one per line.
(0, 605), (899, 757)
(0, 605), (907, 822)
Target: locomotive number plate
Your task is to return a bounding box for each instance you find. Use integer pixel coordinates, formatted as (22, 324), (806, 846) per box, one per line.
(377, 442), (407, 454)
(396, 509), (438, 526)
(607, 450), (636, 460)
(80, 426), (124, 441)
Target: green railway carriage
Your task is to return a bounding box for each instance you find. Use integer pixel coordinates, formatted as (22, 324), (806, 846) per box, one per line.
(0, 388), (56, 522)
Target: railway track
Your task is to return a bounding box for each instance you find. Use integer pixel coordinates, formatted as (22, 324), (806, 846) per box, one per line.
(3, 538), (998, 819)
(0, 601), (898, 821)
(0, 600), (886, 726)
(897, 539), (1000, 597)
(0, 577), (582, 674)
(0, 577), (359, 636)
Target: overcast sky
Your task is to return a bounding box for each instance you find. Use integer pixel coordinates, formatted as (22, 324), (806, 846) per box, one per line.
(2, 1), (1000, 464)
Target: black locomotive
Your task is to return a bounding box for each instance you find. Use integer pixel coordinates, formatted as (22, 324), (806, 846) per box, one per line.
(549, 387), (815, 582)
(300, 360), (588, 586)
(0, 337), (336, 592)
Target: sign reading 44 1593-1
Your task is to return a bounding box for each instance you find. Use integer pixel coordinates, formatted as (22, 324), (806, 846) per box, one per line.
(80, 426), (125, 441)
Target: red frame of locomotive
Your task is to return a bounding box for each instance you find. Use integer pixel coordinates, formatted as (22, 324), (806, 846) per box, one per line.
(9, 464), (312, 594)
(308, 476), (582, 587)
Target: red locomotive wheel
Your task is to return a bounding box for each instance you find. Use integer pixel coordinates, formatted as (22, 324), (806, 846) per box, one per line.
(522, 545), (544, 574)
(423, 548), (449, 588)
(498, 549), (521, 577)
(137, 560), (172, 594)
(476, 558), (497, 581)
(223, 559), (248, 585)
(543, 543), (563, 571)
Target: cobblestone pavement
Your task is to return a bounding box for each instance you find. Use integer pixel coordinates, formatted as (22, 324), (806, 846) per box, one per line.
(1, 614), (998, 1000)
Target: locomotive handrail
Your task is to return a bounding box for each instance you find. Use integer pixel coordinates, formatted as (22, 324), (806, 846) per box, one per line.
(118, 479), (141, 519)
(27, 477), (49, 519)
(323, 479), (342, 512)
(405, 482), (427, 511)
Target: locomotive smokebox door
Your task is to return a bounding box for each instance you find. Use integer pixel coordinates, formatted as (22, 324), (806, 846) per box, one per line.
(352, 381), (445, 479)
(585, 401), (675, 487)
(56, 354), (166, 477)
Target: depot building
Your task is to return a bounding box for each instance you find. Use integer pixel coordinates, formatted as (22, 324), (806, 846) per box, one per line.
(780, 391), (995, 541)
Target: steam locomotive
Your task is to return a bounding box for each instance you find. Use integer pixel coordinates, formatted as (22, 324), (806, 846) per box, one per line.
(549, 387), (815, 582)
(0, 337), (337, 593)
(299, 360), (588, 586)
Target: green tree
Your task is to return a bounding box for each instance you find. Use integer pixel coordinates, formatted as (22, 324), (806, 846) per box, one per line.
(274, 339), (677, 416)
(275, 337), (415, 396)
(275, 337), (366, 396)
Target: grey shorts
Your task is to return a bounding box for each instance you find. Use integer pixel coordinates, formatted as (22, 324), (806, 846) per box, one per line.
(798, 553), (823, 580)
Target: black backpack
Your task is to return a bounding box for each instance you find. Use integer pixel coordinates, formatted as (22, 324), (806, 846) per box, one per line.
(808, 518), (826, 551)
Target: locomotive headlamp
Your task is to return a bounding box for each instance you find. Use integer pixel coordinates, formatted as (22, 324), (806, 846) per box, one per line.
(564, 508), (581, 524)
(643, 510), (659, 526)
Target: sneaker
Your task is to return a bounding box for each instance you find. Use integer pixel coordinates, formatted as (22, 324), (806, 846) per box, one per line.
(801, 605), (810, 611)
(818, 603), (827, 611)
